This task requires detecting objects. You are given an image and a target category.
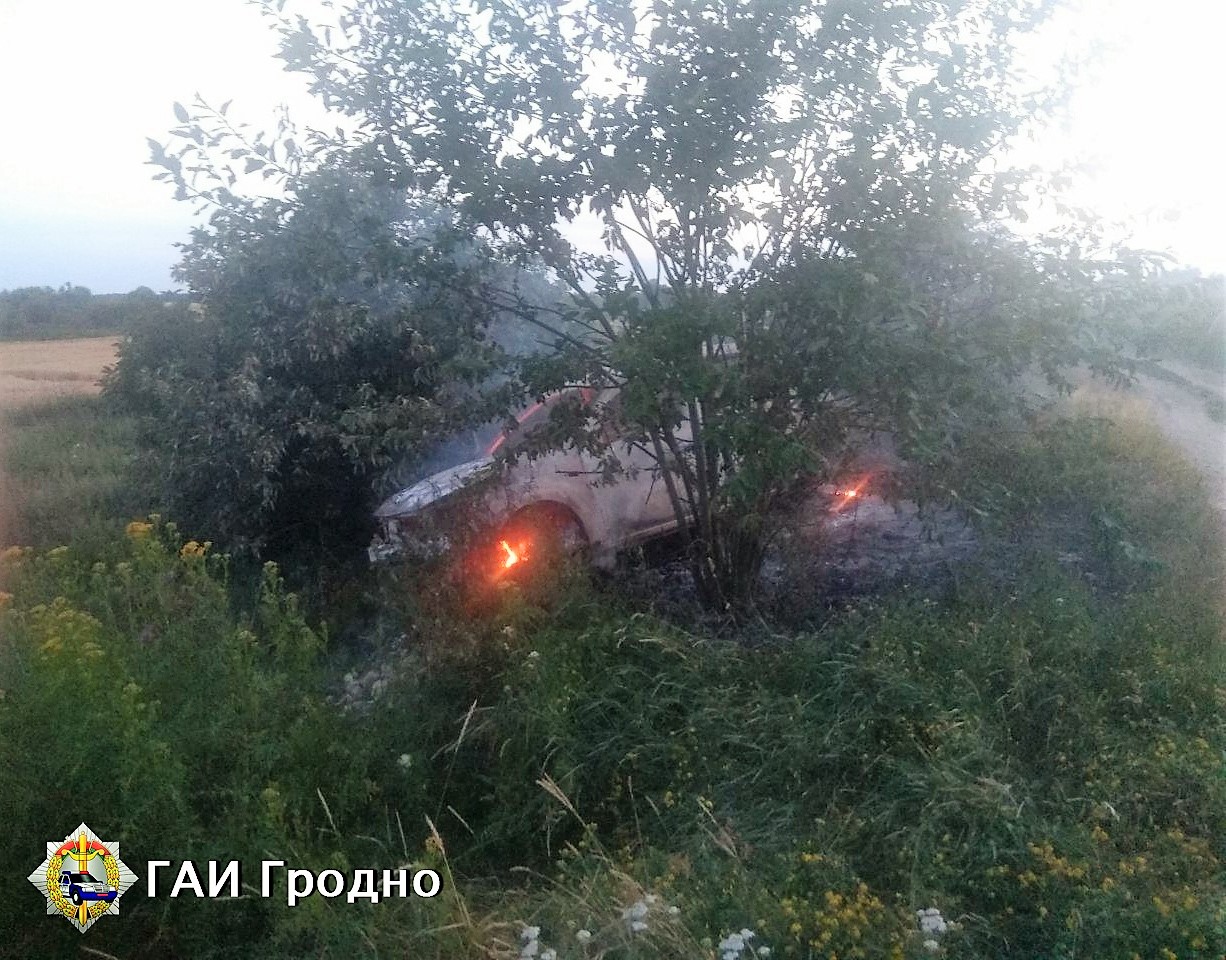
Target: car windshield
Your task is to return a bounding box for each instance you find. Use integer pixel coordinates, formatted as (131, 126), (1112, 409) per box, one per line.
(388, 388), (596, 491)
(398, 420), (504, 488)
(71, 872), (100, 883)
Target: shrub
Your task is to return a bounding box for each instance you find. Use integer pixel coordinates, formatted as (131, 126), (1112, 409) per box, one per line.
(104, 166), (514, 576)
(0, 526), (456, 957)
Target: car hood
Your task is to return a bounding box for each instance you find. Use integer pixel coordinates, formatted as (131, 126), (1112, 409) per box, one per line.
(375, 457), (498, 520)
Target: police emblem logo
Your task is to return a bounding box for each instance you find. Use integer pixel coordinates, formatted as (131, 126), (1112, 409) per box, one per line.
(28, 822), (137, 933)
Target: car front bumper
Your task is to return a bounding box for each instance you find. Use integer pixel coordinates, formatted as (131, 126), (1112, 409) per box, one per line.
(368, 526), (453, 566)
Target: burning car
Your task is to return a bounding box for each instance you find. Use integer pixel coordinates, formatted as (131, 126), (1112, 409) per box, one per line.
(370, 387), (682, 577)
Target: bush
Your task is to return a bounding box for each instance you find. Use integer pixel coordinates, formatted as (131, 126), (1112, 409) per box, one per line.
(0, 526), (462, 958)
(104, 166), (514, 576)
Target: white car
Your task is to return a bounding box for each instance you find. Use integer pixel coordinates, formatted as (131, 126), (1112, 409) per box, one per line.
(370, 387), (684, 576)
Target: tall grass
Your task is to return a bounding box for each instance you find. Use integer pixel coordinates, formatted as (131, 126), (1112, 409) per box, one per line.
(0, 394), (1221, 958)
(1, 395), (150, 554)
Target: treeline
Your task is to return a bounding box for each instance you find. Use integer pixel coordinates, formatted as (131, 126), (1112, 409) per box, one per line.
(1124, 269), (1226, 372)
(0, 283), (193, 340)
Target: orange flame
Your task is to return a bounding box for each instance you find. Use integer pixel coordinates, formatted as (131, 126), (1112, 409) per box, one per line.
(499, 540), (522, 569)
(829, 478), (869, 513)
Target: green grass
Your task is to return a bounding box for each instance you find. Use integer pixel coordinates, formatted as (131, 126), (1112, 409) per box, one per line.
(1, 395), (151, 553)
(0, 326), (125, 342)
(0, 395), (1221, 959)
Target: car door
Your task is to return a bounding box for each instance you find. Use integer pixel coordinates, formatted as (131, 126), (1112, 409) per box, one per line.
(493, 390), (599, 516)
(596, 388), (685, 541)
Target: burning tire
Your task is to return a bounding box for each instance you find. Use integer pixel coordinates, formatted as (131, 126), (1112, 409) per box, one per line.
(489, 504), (588, 581)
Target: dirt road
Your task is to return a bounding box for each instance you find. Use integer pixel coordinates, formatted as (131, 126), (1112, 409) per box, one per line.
(0, 336), (118, 545)
(1080, 363), (1226, 515)
(1132, 366), (1226, 513)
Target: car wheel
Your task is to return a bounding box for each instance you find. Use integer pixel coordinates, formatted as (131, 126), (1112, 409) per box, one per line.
(521, 504), (587, 553)
(494, 505), (588, 578)
(71, 890), (82, 905)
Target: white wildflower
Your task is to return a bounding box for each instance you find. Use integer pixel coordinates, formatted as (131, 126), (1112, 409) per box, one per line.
(757, 948), (772, 958)
(917, 907), (948, 936)
(718, 932), (746, 957)
(396, 753), (412, 769)
(541, 950), (557, 960)
(630, 920), (648, 933)
(520, 925), (541, 959)
(668, 905), (681, 916)
(740, 929), (756, 940)
(576, 929), (592, 944)
(923, 939), (941, 953)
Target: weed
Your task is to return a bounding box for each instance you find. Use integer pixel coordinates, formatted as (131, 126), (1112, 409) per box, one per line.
(0, 396), (1221, 958)
(1, 396), (150, 555)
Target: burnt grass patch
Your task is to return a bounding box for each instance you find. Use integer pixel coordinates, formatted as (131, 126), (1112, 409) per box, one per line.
(607, 485), (1170, 631)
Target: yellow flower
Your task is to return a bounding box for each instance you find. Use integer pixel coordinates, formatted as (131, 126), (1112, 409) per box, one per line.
(1091, 824), (1110, 843)
(0, 545), (29, 565)
(179, 540), (207, 559)
(125, 520), (153, 540)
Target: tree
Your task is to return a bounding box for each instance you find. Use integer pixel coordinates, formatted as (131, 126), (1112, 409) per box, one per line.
(156, 0), (1131, 608)
(109, 164), (515, 570)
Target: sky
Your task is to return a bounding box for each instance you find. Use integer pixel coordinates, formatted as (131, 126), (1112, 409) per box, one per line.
(0, 0), (1223, 294)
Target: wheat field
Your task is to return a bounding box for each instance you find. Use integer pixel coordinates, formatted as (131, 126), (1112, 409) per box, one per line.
(0, 337), (119, 546)
(0, 336), (118, 411)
